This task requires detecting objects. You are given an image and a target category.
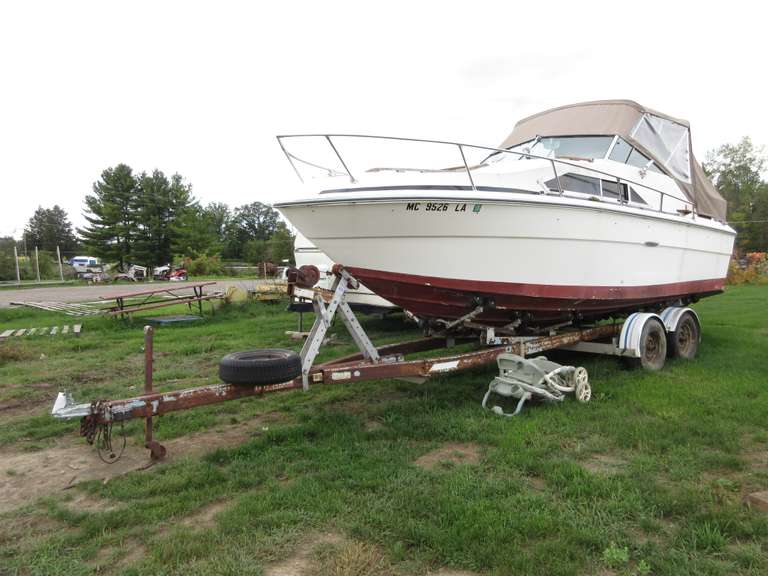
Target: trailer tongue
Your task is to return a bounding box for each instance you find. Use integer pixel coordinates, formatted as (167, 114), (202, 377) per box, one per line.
(52, 266), (700, 461)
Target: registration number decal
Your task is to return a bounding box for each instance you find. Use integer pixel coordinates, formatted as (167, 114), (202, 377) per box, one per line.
(405, 202), (481, 213)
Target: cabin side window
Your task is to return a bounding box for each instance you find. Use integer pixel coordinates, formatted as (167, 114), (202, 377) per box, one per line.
(600, 180), (648, 205)
(600, 180), (626, 201)
(546, 173), (600, 195)
(545, 173), (648, 206)
(628, 186), (647, 205)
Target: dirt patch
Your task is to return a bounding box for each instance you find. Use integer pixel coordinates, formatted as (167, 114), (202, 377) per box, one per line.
(180, 500), (229, 529)
(311, 539), (394, 576)
(0, 411), (282, 513)
(743, 448), (768, 472)
(0, 395), (50, 418)
(0, 509), (67, 552)
(414, 443), (481, 471)
(580, 453), (627, 475)
(64, 491), (120, 514)
(266, 532), (345, 576)
(270, 533), (479, 576)
(626, 525), (665, 548)
(119, 540), (147, 567)
(364, 419), (384, 432)
(525, 475), (547, 491)
(88, 538), (147, 571)
(88, 545), (117, 570)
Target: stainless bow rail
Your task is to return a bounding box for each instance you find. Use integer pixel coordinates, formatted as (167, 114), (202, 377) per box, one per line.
(275, 133), (695, 216)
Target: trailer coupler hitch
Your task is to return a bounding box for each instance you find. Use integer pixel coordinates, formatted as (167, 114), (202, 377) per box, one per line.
(52, 326), (168, 463)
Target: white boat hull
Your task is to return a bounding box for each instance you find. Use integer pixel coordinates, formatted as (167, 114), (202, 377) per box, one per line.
(278, 192), (735, 326)
(293, 231), (397, 313)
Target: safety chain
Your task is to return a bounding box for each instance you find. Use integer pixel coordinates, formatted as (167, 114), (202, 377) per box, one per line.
(78, 401), (126, 464)
(79, 401), (102, 444)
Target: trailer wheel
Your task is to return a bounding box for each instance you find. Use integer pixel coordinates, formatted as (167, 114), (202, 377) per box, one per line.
(668, 312), (700, 359)
(636, 318), (667, 371)
(219, 349), (301, 385)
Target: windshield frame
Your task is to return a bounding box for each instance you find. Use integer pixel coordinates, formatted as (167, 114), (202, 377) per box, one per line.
(487, 134), (666, 175)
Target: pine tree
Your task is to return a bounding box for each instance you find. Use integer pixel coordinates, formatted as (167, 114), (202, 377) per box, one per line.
(78, 164), (138, 269)
(132, 170), (194, 266)
(24, 205), (78, 253)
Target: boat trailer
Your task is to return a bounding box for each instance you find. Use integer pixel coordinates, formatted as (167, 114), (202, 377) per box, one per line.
(51, 266), (701, 461)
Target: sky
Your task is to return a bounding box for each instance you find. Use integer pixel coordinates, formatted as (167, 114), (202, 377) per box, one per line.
(1, 0), (766, 238)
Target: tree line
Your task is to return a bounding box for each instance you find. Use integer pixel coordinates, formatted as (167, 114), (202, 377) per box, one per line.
(0, 163), (294, 280)
(704, 137), (768, 254)
(79, 164), (294, 268)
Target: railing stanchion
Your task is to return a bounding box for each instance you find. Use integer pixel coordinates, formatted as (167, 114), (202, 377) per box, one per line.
(276, 136), (304, 184)
(458, 144), (476, 192)
(659, 193), (664, 213)
(551, 160), (563, 195)
(326, 136), (356, 183)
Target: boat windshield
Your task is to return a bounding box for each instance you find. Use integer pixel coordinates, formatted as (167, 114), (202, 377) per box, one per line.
(508, 136), (614, 160)
(490, 135), (664, 174)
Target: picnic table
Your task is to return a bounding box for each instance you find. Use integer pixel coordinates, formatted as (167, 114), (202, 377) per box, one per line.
(101, 282), (221, 318)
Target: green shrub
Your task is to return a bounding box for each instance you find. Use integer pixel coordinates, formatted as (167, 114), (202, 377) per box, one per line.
(727, 260), (768, 285)
(182, 254), (223, 276)
(601, 542), (629, 568)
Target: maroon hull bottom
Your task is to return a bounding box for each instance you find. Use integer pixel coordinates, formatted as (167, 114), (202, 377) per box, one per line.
(346, 267), (725, 326)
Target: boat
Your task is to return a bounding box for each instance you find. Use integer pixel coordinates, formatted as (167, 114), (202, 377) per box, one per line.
(290, 230), (398, 314)
(274, 100), (736, 330)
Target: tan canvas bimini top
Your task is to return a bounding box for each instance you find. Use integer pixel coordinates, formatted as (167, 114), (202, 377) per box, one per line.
(498, 100), (727, 221)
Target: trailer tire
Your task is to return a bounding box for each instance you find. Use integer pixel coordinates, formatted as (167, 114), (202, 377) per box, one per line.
(633, 318), (667, 371)
(668, 312), (700, 359)
(219, 349), (301, 385)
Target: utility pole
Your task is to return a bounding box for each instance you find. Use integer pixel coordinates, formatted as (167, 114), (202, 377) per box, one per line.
(56, 245), (64, 281)
(13, 245), (20, 284)
(34, 246), (41, 282)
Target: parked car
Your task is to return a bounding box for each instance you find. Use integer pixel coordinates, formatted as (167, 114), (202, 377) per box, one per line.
(69, 256), (100, 278)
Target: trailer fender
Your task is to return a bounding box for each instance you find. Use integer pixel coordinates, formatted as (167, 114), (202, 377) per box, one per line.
(659, 306), (701, 336)
(619, 312), (664, 358)
(661, 306), (702, 359)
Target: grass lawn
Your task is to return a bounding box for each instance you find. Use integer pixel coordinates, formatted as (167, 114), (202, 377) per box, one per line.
(1, 286), (767, 575)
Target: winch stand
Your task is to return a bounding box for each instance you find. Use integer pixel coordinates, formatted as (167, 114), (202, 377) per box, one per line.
(299, 268), (380, 390)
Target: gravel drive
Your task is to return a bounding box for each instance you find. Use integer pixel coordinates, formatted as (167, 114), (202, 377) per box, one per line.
(0, 280), (258, 308)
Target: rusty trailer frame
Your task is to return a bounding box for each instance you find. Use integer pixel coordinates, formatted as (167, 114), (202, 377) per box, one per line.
(52, 268), (624, 460)
(102, 324), (620, 424)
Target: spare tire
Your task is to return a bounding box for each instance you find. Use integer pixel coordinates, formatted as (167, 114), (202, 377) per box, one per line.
(219, 349), (301, 385)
